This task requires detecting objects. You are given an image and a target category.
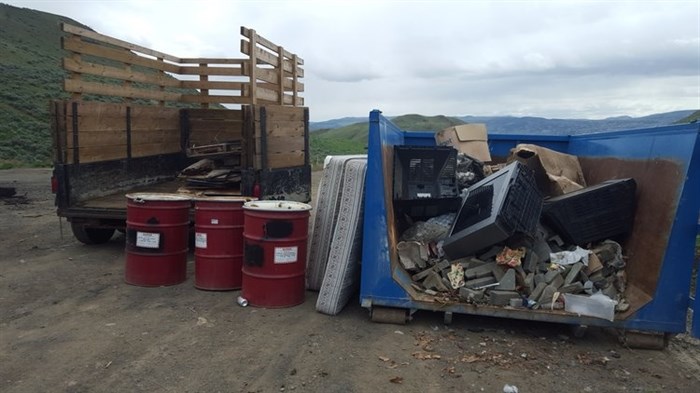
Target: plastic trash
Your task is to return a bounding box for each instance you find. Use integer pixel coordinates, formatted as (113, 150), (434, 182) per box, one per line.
(563, 292), (618, 321)
(401, 213), (456, 242)
(550, 246), (590, 266)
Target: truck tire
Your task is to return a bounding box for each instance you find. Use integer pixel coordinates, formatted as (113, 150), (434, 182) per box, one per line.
(71, 223), (115, 245)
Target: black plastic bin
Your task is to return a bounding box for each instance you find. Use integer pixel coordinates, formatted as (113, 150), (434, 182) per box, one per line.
(442, 161), (543, 259)
(393, 145), (460, 218)
(542, 178), (637, 245)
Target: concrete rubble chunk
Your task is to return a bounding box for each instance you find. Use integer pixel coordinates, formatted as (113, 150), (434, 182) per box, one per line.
(544, 269), (561, 284)
(465, 262), (497, 279)
(524, 273), (535, 293)
(559, 282), (584, 294)
(524, 250), (539, 273)
(465, 276), (497, 289)
(495, 269), (517, 291)
(411, 259), (450, 281)
(539, 285), (558, 304)
(564, 262), (584, 285)
(459, 287), (485, 302)
(550, 273), (564, 289)
(489, 290), (520, 306)
(534, 273), (546, 287)
(397, 241), (428, 271)
(492, 264), (506, 281)
(529, 282), (547, 302)
(423, 271), (450, 292)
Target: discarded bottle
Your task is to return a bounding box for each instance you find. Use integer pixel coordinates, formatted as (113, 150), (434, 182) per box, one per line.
(237, 296), (249, 307)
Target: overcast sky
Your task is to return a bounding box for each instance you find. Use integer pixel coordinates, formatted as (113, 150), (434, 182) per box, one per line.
(6, 0), (700, 121)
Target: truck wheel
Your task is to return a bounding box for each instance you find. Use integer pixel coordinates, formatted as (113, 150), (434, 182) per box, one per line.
(71, 223), (115, 245)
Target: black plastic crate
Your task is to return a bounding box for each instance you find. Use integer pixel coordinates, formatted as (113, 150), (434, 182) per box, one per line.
(393, 146), (460, 219)
(393, 146), (458, 201)
(542, 178), (636, 245)
(442, 161), (543, 259)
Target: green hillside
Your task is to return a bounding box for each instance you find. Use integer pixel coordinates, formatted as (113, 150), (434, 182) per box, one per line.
(0, 4), (88, 168)
(676, 109), (700, 124)
(309, 114), (464, 167)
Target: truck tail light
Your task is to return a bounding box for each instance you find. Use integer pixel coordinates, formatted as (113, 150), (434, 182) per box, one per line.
(51, 175), (58, 194)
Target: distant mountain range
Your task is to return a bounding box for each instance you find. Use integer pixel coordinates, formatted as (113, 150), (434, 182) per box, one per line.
(311, 110), (698, 134)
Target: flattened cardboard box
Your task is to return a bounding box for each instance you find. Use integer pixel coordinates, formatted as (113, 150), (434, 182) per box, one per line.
(434, 124), (491, 162)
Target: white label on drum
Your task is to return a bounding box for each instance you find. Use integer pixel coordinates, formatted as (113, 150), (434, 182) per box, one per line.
(195, 232), (207, 248)
(136, 232), (160, 249)
(274, 246), (298, 264)
(210, 218), (219, 225)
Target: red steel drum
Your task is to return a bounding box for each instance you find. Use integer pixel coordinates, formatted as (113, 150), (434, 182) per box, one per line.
(194, 196), (255, 290)
(241, 201), (312, 308)
(125, 193), (191, 286)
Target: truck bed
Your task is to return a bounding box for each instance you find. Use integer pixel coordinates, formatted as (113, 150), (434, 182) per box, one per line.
(76, 179), (186, 210)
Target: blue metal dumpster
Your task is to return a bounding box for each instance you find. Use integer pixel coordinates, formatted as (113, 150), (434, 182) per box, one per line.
(360, 109), (700, 338)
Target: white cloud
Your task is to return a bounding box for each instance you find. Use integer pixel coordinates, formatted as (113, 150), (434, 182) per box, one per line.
(5, 0), (699, 120)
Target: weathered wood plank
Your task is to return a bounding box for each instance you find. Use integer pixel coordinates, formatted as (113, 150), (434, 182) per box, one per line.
(240, 40), (305, 76)
(188, 119), (243, 130)
(66, 130), (126, 148)
(180, 80), (246, 90)
(62, 36), (181, 74)
(178, 65), (244, 76)
(131, 142), (181, 157)
(179, 58), (246, 65)
(131, 130), (181, 145)
(66, 145), (128, 163)
(189, 130), (243, 146)
(62, 23), (179, 63)
(256, 106), (305, 122)
(180, 94), (251, 104)
(240, 27), (304, 65)
(255, 151), (305, 169)
(63, 57), (181, 87)
(186, 109), (243, 121)
(255, 135), (305, 154)
(254, 121), (305, 138)
(64, 79), (182, 102)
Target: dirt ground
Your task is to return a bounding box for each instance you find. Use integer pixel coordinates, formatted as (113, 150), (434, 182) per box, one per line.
(1, 168), (699, 393)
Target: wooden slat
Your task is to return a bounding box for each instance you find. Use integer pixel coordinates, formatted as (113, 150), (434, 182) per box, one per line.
(64, 79), (182, 102)
(178, 65), (244, 76)
(240, 40), (304, 76)
(63, 23), (180, 63)
(255, 151), (305, 169)
(252, 67), (293, 87)
(240, 27), (304, 65)
(132, 142), (181, 158)
(256, 79), (304, 92)
(131, 130), (181, 145)
(62, 36), (181, 74)
(257, 96), (304, 107)
(188, 119), (242, 130)
(66, 130), (126, 149)
(66, 145), (127, 163)
(189, 130), (243, 146)
(129, 105), (179, 118)
(186, 109), (243, 121)
(63, 57), (181, 87)
(179, 58), (246, 65)
(255, 135), (305, 154)
(180, 94), (251, 104)
(181, 80), (246, 90)
(254, 121), (305, 138)
(257, 106), (305, 122)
